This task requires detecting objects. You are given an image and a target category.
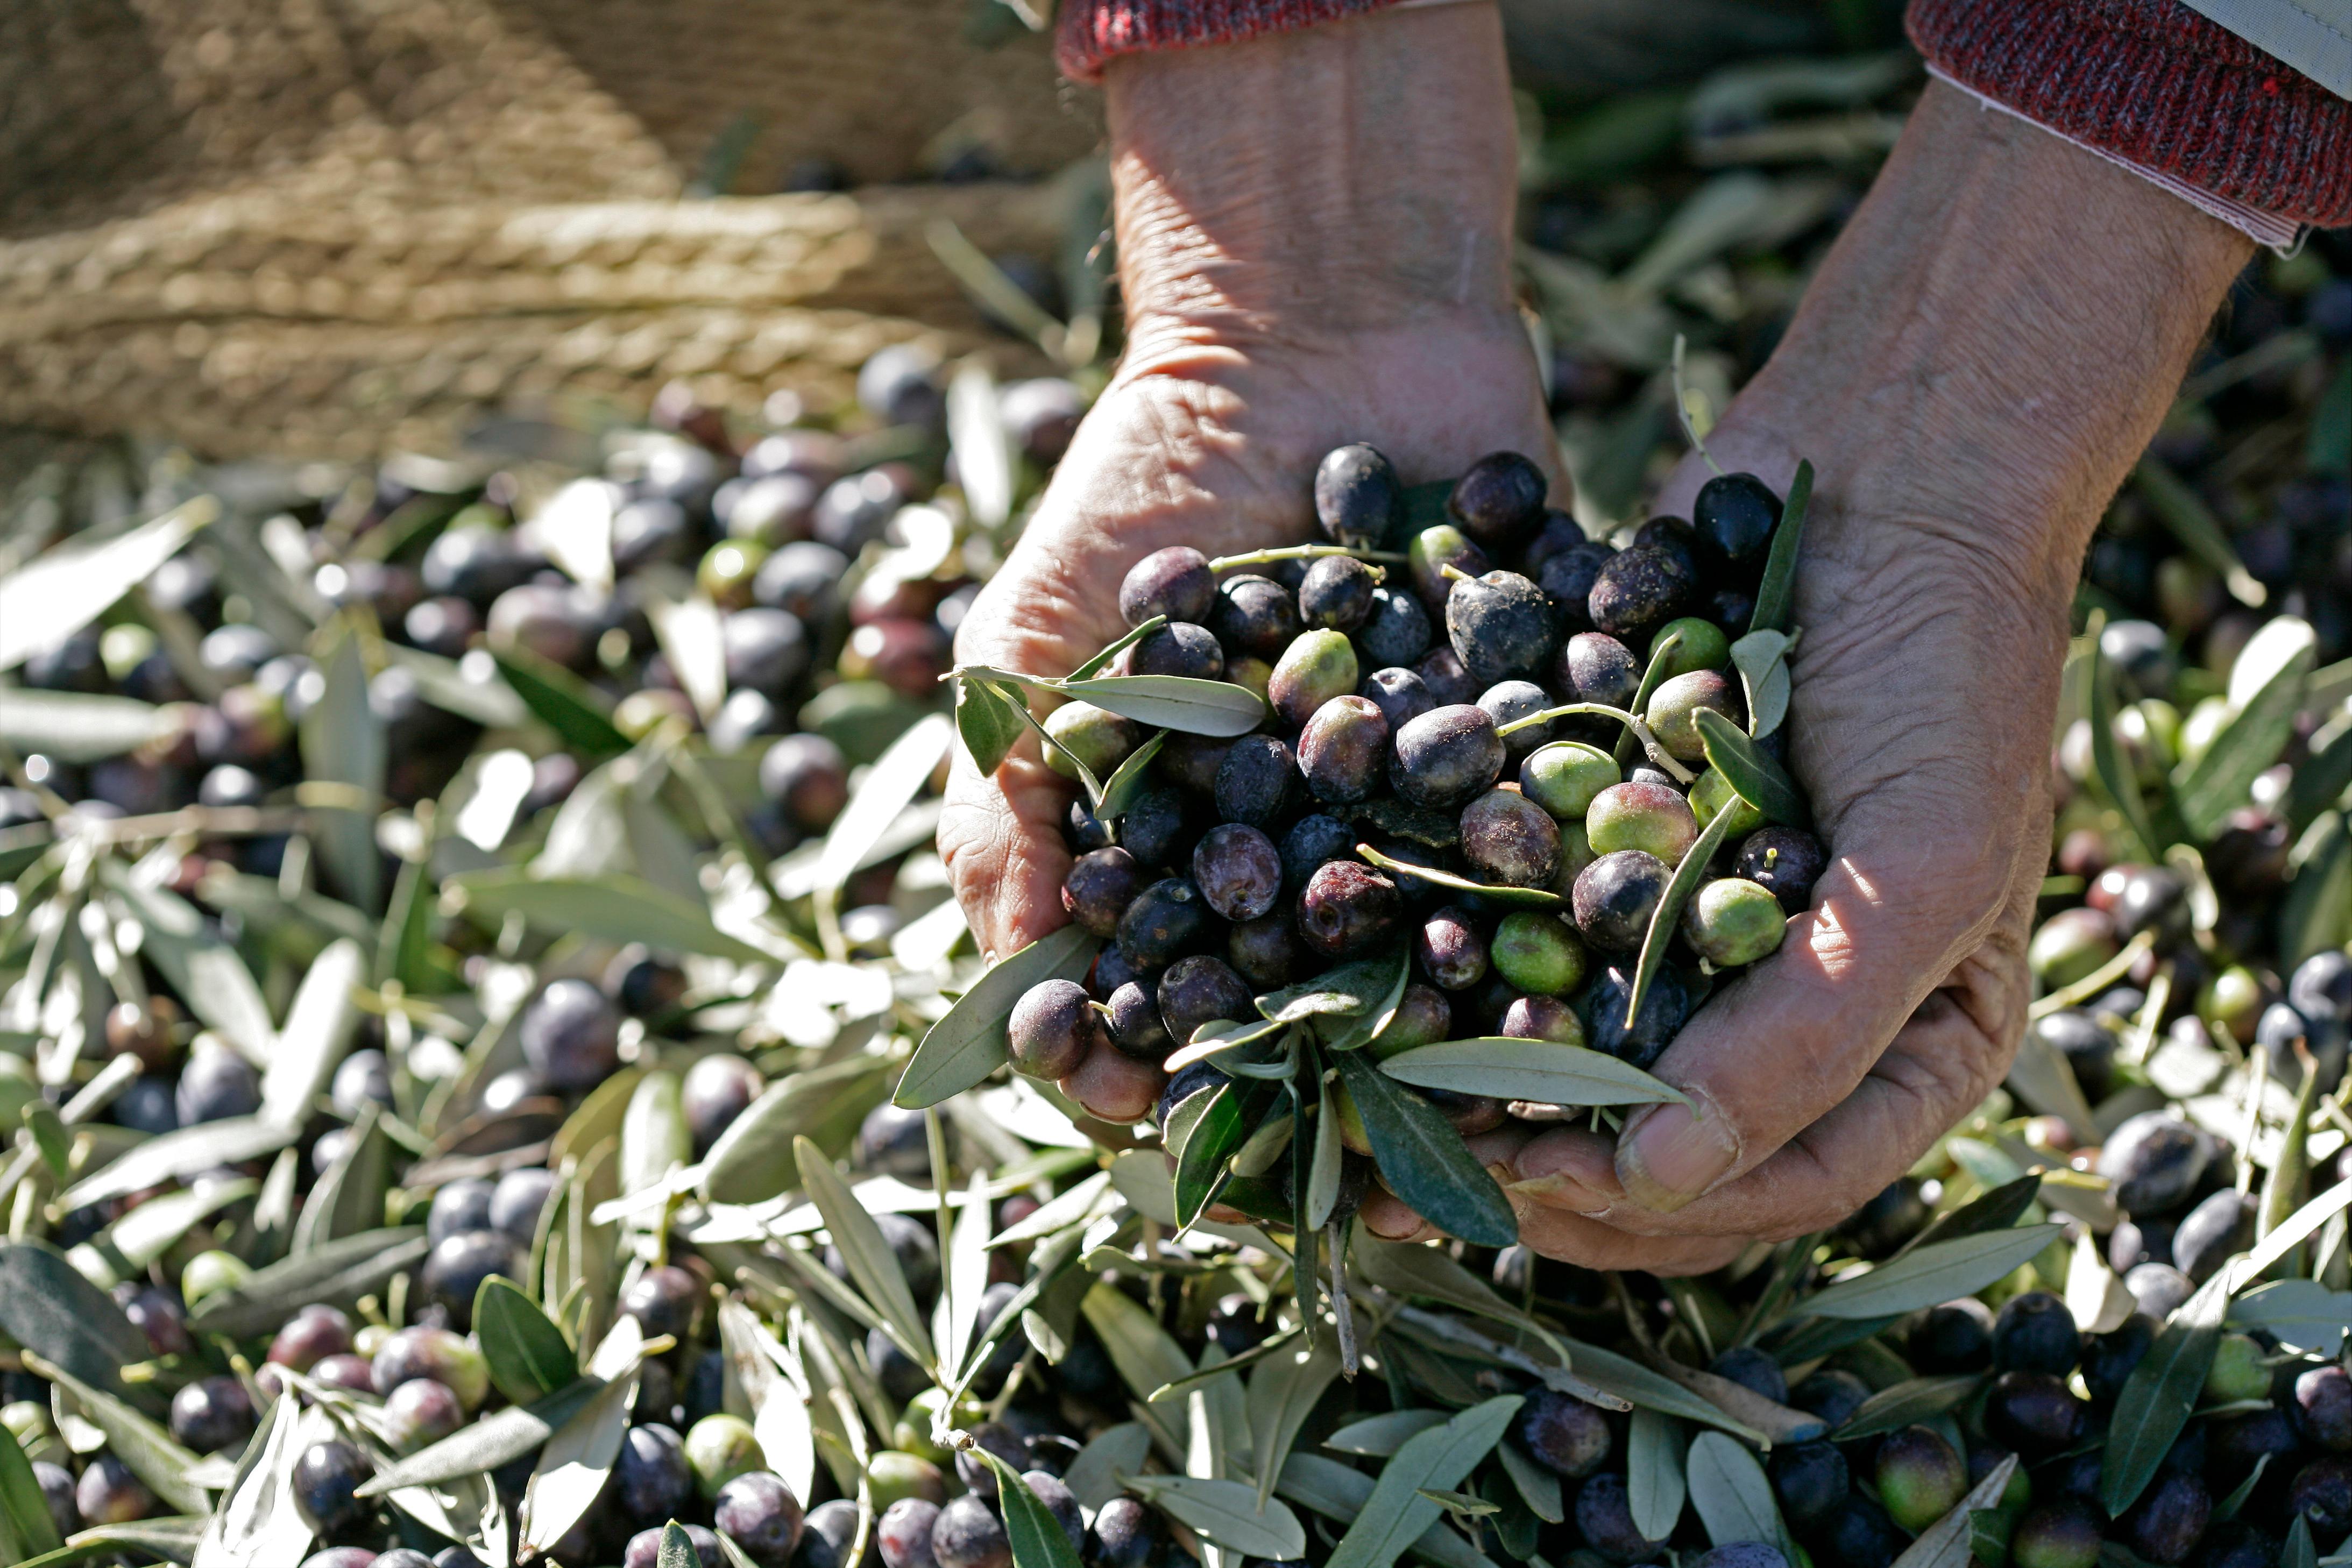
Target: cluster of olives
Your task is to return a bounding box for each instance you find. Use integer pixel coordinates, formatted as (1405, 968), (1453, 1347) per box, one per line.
(1007, 443), (1823, 1136)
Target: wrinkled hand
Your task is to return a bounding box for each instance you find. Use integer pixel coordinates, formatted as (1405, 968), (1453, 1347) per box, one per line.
(939, 321), (1558, 1122)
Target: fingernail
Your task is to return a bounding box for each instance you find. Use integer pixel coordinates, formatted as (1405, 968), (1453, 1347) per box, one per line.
(1617, 1101), (1737, 1214)
(1504, 1173), (1611, 1216)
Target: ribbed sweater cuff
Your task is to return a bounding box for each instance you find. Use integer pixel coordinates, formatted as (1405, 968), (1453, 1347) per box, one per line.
(1057, 0), (1410, 82)
(1908, 0), (2352, 228)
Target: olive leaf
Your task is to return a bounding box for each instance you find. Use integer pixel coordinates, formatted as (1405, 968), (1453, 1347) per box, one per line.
(1833, 1376), (1985, 1441)
(1694, 709), (1808, 827)
(2172, 615), (2315, 839)
(1323, 1396), (1521, 1568)
(1616, 629), (1692, 768)
(1174, 1083), (1248, 1232)
(1496, 1441), (1563, 1524)
(2131, 459), (2265, 609)
(1326, 1411), (1450, 1457)
(1353, 843), (1563, 908)
(1897, 1173), (2045, 1258)
(2227, 1170), (2352, 1289)
(1685, 1431), (1791, 1557)
(1055, 675), (1266, 737)
(2283, 712), (2352, 834)
(814, 712), (955, 947)
(520, 1364), (640, 1556)
(2282, 1512), (2317, 1568)
(0, 1245), (154, 1409)
(1730, 629), (1792, 740)
(659, 1520), (704, 1568)
(2101, 1268), (2231, 1516)
(1064, 1424), (1153, 1513)
(0, 1421), (64, 1559)
(293, 1103), (389, 1253)
(300, 632), (387, 912)
(0, 689), (182, 764)
(1556, 1339), (1766, 1442)
(1330, 1049), (1517, 1248)
(1121, 1475), (1307, 1561)
(1246, 1336), (1343, 1509)
(477, 1279), (578, 1406)
(1065, 615), (1168, 682)
(492, 647), (630, 756)
(1378, 1038), (1688, 1108)
(2085, 625), (2162, 863)
(188, 1226), (430, 1338)
(895, 925), (1100, 1108)
(1748, 460), (1810, 635)
(2228, 1279), (2352, 1357)
(2280, 811), (2351, 970)
(102, 871), (275, 1061)
(1887, 1452), (2018, 1568)
(447, 871), (773, 964)
(1626, 1409), (1686, 1542)
(24, 1357), (206, 1515)
(1306, 1074), (1344, 1231)
(0, 495), (216, 671)
(1801, 1225), (2061, 1320)
(794, 1135), (933, 1369)
(198, 1393), (316, 1568)
(702, 1055), (894, 1203)
(1096, 731), (1167, 820)
(1276, 1455), (1501, 1568)
(1259, 957), (1407, 1025)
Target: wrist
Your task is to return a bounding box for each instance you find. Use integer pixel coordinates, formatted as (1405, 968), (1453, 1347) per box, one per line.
(1103, 3), (1521, 370)
(1695, 81), (2250, 590)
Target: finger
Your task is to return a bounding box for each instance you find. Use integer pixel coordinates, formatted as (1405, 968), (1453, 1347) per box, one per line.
(1513, 1207), (1747, 1276)
(1060, 1037), (1167, 1124)
(939, 737), (1081, 962)
(1358, 1124), (1534, 1241)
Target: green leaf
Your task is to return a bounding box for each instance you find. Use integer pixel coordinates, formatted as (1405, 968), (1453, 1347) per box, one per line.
(1834, 1377), (1986, 1442)
(0, 1421), (65, 1558)
(1685, 1431), (1790, 1556)
(381, 642), (528, 728)
(1246, 1336), (1343, 1509)
(355, 1377), (607, 1496)
(1324, 1396), (1522, 1568)
(1731, 629), (1793, 741)
(188, 1226), (430, 1338)
(1326, 1411), (1450, 1457)
(1749, 462), (1809, 636)
(104, 871), (274, 1062)
(26, 1356), (205, 1515)
(1628, 808), (1739, 1025)
(2173, 615), (2316, 839)
(1121, 1475), (1307, 1560)
(1174, 1085), (1246, 1232)
(1097, 732), (1167, 820)
(0, 497), (215, 671)
(814, 713), (955, 915)
(1063, 1424), (1152, 1514)
(0, 690), (181, 763)
(17, 1516), (208, 1567)
(1899, 1174), (2046, 1258)
(55, 1116), (293, 1214)
(2282, 1514), (2317, 1568)
(1354, 843), (1564, 908)
(1054, 673), (1266, 737)
(795, 1136), (932, 1367)
(477, 1279), (577, 1406)
(1277, 1455), (1502, 1568)
(2228, 1280), (2352, 1357)
(1695, 708), (1809, 827)
(2284, 713), (2352, 835)
(895, 925), (1100, 1108)
(291, 1101), (389, 1252)
(1330, 1049), (1516, 1247)
(258, 934), (366, 1126)
(2101, 1269), (2232, 1516)
(1259, 957), (1408, 1024)
(968, 1445), (1087, 1568)
(1888, 1452), (2019, 1568)
(0, 1245), (152, 1410)
(1561, 1339), (1767, 1442)
(1351, 1234), (1550, 1344)
(520, 1361), (640, 1555)
(622, 1071), (691, 1200)
(1625, 1409), (1685, 1542)
(2281, 811), (2351, 970)
(1802, 1225), (2063, 1319)
(1307, 1074), (1344, 1231)
(492, 646), (629, 755)
(450, 870), (773, 963)
(2084, 628), (2162, 862)
(957, 677), (1027, 775)
(1080, 1282), (1195, 1422)
(1380, 1037), (1690, 1108)
(1496, 1441), (1563, 1523)
(300, 632), (387, 911)
(1065, 616), (1169, 684)
(2132, 459), (2266, 610)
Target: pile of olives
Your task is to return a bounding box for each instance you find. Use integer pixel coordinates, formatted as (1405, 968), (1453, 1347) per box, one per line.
(1005, 442), (1821, 1168)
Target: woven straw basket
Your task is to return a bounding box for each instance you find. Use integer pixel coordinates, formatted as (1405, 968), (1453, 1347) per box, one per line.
(1, 0), (1102, 465)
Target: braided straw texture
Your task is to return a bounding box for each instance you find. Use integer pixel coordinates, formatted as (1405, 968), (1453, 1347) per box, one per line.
(2, 0), (1100, 463)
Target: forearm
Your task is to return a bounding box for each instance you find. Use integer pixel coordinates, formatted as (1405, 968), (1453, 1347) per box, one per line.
(1103, 3), (1520, 363)
(1711, 80), (2254, 590)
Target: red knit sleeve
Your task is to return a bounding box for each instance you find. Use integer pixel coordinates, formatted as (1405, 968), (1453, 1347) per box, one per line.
(1057, 0), (1408, 82)
(1907, 0), (2352, 228)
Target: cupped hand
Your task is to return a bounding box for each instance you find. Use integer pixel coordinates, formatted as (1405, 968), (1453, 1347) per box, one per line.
(938, 320), (1560, 1122)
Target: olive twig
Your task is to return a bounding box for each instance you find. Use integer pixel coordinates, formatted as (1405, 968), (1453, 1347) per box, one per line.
(1209, 543), (1407, 572)
(1492, 701), (1697, 784)
(2026, 931), (2156, 1020)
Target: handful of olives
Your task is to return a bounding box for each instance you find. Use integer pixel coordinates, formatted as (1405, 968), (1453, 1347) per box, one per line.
(973, 442), (1826, 1240)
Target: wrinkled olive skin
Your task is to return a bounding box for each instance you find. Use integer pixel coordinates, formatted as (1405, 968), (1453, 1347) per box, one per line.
(1460, 789), (1562, 888)
(1120, 547), (1217, 627)
(1007, 980), (1107, 1080)
(1446, 571), (1558, 687)
(1106, 982), (1171, 1059)
(1491, 911), (1588, 996)
(1213, 735), (1298, 828)
(1536, 541), (1614, 634)
(1299, 555), (1382, 632)
(2099, 1113), (2215, 1216)
(1063, 847), (1149, 936)
(1316, 444), (1405, 548)
(1156, 955), (1255, 1045)
(1572, 849), (1673, 954)
(1297, 696), (1391, 805)
(1209, 574), (1299, 660)
(1191, 822), (1284, 922)
(1587, 545), (1695, 643)
(1447, 451), (1548, 548)
(1299, 862), (1404, 959)
(1280, 814), (1359, 894)
(1517, 1388), (1612, 1478)
(1355, 588), (1434, 668)
(1418, 906), (1491, 990)
(1390, 705), (1506, 810)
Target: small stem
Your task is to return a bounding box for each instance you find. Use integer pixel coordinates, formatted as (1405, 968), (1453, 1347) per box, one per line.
(2236, 1047), (2268, 1197)
(2027, 931), (2157, 1020)
(1329, 1219), (1359, 1378)
(1491, 702), (1696, 783)
(1209, 544), (1407, 572)
(1439, 563), (1478, 585)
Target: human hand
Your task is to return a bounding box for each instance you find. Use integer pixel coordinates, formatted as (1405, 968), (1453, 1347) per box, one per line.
(1355, 80), (2254, 1269)
(939, 5), (1557, 1120)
